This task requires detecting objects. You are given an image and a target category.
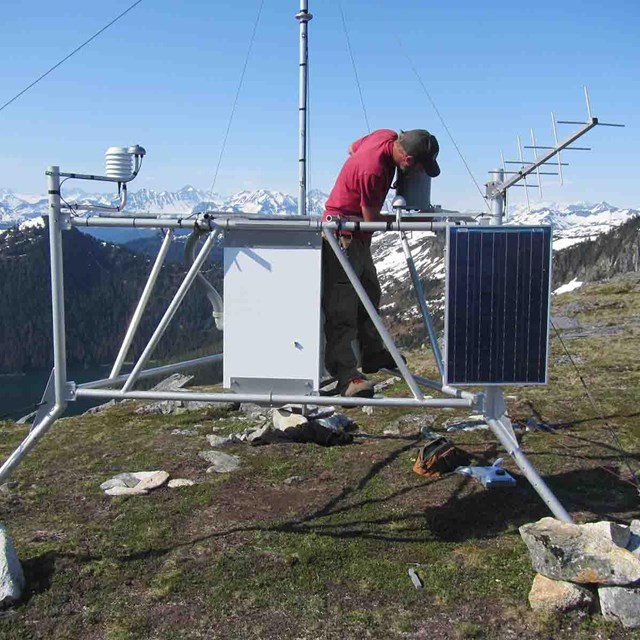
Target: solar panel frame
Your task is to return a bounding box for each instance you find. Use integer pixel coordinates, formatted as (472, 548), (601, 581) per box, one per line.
(443, 225), (553, 386)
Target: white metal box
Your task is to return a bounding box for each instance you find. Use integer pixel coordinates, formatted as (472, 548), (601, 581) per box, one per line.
(223, 228), (322, 395)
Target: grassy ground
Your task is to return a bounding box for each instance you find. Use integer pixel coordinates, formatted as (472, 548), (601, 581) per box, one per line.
(1, 275), (639, 639)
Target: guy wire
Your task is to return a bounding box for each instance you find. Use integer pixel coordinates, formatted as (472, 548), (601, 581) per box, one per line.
(0, 0), (145, 114)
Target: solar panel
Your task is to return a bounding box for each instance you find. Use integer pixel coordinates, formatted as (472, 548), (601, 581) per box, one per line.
(444, 226), (552, 386)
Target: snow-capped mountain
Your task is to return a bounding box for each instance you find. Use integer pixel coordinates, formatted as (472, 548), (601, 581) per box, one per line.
(507, 201), (638, 250)
(0, 186), (328, 228)
(2, 186), (637, 298)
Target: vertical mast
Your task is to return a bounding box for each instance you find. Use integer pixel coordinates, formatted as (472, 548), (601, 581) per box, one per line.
(295, 1), (312, 216)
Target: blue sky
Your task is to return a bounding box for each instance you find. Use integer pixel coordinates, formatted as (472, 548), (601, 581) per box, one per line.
(0, 0), (637, 210)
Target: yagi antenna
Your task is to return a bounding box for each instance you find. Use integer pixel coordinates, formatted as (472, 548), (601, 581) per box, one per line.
(487, 86), (624, 219)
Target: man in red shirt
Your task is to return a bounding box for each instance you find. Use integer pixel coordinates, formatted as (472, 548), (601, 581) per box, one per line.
(322, 129), (440, 397)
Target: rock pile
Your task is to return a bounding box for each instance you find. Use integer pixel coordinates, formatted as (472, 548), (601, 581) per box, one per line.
(520, 517), (640, 628)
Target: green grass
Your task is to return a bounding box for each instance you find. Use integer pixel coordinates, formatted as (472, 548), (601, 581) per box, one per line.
(1, 276), (640, 639)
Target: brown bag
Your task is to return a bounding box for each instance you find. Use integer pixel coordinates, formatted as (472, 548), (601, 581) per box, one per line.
(413, 437), (471, 478)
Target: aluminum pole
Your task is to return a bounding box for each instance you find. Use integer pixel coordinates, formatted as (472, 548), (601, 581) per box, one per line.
(489, 168), (505, 226)
(76, 387), (473, 409)
(81, 353), (223, 390)
(109, 229), (174, 379)
(122, 229), (220, 392)
(486, 418), (573, 523)
(295, 1), (312, 216)
(324, 231), (425, 399)
(47, 166), (68, 405)
(0, 405), (65, 484)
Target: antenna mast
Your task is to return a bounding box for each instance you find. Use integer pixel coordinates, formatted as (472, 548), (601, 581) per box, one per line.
(295, 1), (312, 215)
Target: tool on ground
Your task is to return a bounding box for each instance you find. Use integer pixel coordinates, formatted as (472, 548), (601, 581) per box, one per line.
(455, 458), (516, 488)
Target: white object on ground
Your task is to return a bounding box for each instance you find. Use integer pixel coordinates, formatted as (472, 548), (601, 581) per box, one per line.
(455, 459), (516, 488)
(168, 479), (195, 488)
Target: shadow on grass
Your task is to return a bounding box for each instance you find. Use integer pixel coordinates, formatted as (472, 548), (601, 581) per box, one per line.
(20, 551), (56, 604)
(26, 440), (640, 588)
(116, 442), (640, 558)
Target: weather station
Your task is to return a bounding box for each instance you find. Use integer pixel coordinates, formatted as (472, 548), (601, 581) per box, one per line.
(0, 1), (625, 530)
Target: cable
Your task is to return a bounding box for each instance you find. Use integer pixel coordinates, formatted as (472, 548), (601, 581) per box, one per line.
(374, 2), (490, 212)
(550, 319), (640, 493)
(207, 0), (265, 204)
(338, 1), (370, 133)
(0, 0), (145, 115)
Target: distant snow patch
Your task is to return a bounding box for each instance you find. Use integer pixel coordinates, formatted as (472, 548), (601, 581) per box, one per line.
(19, 216), (45, 231)
(553, 278), (583, 295)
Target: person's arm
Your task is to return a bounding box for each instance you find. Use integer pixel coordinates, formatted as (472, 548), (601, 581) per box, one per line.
(361, 204), (386, 223)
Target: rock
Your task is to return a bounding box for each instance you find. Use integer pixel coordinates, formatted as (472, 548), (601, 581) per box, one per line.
(105, 485), (149, 496)
(150, 373), (194, 392)
(135, 470), (169, 491)
(247, 424), (277, 445)
(374, 376), (401, 392)
(0, 525), (25, 607)
(272, 409), (308, 431)
(528, 574), (594, 613)
(200, 451), (241, 473)
(100, 472), (140, 491)
(101, 470), (168, 493)
(385, 413), (436, 438)
(168, 479), (195, 488)
(135, 399), (211, 416)
(599, 586), (640, 628)
(240, 403), (271, 421)
(171, 428), (199, 436)
(383, 425), (401, 436)
(444, 416), (488, 432)
(361, 405), (375, 416)
(581, 522), (630, 549)
(0, 482), (17, 495)
(628, 520), (640, 559)
(551, 316), (581, 330)
(206, 434), (233, 447)
(519, 517), (640, 585)
(283, 475), (304, 486)
(83, 399), (118, 415)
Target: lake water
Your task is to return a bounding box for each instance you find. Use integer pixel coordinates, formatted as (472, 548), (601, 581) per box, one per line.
(0, 365), (117, 421)
(0, 360), (223, 422)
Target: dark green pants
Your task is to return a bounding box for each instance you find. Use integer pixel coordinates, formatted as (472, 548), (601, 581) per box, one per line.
(322, 237), (385, 385)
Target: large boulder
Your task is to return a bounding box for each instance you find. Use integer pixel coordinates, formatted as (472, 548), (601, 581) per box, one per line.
(528, 574), (594, 613)
(599, 586), (640, 628)
(519, 517), (640, 585)
(0, 525), (25, 607)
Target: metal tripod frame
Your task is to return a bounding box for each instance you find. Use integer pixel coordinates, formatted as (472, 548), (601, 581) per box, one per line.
(0, 167), (572, 523)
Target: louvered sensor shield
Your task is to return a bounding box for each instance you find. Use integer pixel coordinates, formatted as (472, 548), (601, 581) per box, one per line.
(444, 226), (552, 386)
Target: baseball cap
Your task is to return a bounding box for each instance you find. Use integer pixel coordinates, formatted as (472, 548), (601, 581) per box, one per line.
(399, 129), (440, 177)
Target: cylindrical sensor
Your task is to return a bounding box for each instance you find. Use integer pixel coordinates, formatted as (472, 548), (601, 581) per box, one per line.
(395, 170), (432, 211)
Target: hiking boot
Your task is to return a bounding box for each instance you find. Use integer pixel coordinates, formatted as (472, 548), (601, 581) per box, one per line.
(338, 377), (375, 398)
(361, 350), (407, 374)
